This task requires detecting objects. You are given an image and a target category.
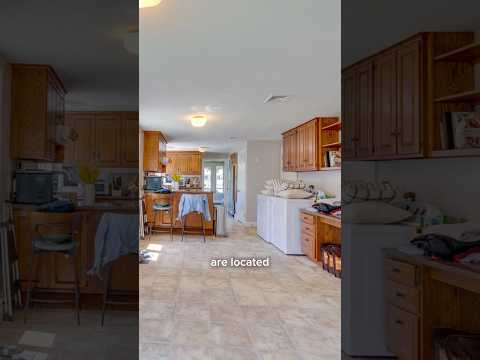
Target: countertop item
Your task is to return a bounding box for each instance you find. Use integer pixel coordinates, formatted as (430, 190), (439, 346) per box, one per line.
(302, 207), (341, 226)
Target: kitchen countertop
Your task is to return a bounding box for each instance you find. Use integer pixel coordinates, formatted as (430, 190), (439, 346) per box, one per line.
(301, 207), (341, 225)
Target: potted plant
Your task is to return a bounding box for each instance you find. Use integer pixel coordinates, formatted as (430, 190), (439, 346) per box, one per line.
(171, 173), (182, 191)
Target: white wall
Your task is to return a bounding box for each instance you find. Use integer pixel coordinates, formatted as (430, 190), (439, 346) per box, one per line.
(0, 57), (11, 216)
(245, 140), (281, 223)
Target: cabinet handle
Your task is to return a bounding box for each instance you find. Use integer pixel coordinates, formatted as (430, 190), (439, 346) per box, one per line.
(395, 292), (405, 298)
(395, 320), (404, 325)
(392, 268), (401, 273)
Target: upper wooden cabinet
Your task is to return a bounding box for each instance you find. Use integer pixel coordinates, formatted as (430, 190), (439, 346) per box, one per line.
(343, 32), (477, 160)
(143, 131), (167, 172)
(282, 117), (340, 172)
(64, 112), (138, 168)
(166, 151), (202, 175)
(10, 64), (66, 161)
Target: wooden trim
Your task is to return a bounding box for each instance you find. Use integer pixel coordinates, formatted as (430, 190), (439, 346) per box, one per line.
(281, 117), (319, 135)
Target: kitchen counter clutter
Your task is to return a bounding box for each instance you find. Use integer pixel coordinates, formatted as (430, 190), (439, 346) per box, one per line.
(144, 190), (215, 235)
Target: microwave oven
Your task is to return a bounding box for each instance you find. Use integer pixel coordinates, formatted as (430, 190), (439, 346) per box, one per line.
(15, 171), (54, 204)
(144, 176), (163, 191)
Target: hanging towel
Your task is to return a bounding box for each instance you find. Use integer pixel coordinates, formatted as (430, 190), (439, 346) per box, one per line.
(87, 213), (139, 276)
(177, 194), (211, 221)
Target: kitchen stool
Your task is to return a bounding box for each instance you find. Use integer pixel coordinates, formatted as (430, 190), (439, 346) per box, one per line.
(23, 212), (81, 325)
(152, 203), (174, 240)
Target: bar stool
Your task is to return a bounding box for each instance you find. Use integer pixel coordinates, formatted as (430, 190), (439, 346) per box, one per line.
(179, 194), (209, 243)
(24, 212), (81, 325)
(151, 194), (174, 240)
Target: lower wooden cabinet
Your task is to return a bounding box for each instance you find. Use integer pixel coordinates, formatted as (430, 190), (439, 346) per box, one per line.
(299, 210), (341, 262)
(386, 304), (419, 360)
(384, 257), (420, 360)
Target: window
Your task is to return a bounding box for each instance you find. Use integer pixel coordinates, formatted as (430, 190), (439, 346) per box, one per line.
(203, 167), (212, 191)
(215, 166), (224, 193)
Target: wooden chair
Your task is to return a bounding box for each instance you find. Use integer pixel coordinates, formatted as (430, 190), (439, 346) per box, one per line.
(23, 212), (82, 325)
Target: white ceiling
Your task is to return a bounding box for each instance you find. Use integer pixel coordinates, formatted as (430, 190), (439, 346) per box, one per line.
(0, 0), (138, 111)
(140, 0), (341, 152)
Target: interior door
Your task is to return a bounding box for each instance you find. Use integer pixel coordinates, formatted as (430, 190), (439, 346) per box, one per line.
(397, 38), (422, 157)
(374, 51), (398, 158)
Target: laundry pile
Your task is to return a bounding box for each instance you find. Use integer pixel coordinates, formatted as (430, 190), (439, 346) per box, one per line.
(411, 229), (480, 263)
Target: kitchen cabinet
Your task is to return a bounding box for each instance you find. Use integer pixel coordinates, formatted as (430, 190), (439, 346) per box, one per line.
(282, 117), (339, 171)
(356, 61), (374, 158)
(342, 68), (357, 160)
(64, 112), (139, 168)
(396, 38), (422, 157)
(166, 151), (202, 175)
(10, 64), (66, 161)
(94, 113), (122, 167)
(282, 129), (298, 172)
(374, 51), (398, 158)
(122, 112), (139, 167)
(64, 113), (95, 165)
(143, 131), (167, 172)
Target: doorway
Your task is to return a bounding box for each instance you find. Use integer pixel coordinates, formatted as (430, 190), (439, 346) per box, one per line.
(203, 161), (225, 205)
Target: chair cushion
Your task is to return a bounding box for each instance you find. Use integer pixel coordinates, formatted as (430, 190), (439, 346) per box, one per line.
(153, 204), (171, 211)
(33, 237), (76, 252)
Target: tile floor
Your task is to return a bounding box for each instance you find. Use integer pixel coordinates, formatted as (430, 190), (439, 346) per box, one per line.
(140, 220), (342, 360)
(0, 308), (138, 359)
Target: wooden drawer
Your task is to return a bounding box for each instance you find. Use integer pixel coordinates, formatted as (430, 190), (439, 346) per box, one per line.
(386, 280), (420, 315)
(301, 222), (316, 236)
(386, 304), (419, 360)
(301, 231), (315, 260)
(384, 258), (418, 287)
(300, 212), (314, 225)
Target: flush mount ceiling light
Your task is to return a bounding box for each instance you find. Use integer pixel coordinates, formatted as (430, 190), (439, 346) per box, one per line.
(124, 29), (138, 55)
(198, 147), (208, 153)
(191, 115), (207, 127)
(139, 0), (163, 8)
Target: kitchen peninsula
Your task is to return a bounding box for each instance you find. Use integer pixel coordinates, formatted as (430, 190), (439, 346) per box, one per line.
(144, 190), (215, 235)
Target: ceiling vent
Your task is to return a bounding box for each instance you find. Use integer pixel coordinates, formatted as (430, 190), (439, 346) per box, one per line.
(264, 94), (290, 104)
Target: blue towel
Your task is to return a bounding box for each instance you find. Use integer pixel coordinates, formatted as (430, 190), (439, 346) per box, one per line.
(177, 194), (211, 221)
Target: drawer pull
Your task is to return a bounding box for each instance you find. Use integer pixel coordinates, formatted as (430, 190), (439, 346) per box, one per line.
(395, 320), (404, 325)
(304, 238), (309, 242)
(396, 292), (405, 298)
(392, 268), (401, 273)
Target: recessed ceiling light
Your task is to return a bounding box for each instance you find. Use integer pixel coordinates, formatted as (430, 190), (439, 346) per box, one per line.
(264, 94), (290, 103)
(191, 115), (207, 127)
(139, 0), (163, 8)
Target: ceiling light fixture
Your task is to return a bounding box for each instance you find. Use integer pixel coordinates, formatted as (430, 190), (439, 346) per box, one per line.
(191, 115), (207, 128)
(198, 147), (208, 153)
(139, 0), (163, 8)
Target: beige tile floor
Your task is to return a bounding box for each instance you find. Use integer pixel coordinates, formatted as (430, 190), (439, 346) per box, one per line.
(0, 308), (138, 359)
(140, 219), (342, 360)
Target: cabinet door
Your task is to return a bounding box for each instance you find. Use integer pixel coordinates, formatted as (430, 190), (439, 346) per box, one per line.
(374, 51), (398, 158)
(397, 38), (422, 157)
(304, 120), (318, 170)
(296, 126), (306, 171)
(282, 134), (289, 171)
(94, 113), (122, 167)
(289, 131), (298, 171)
(122, 112), (139, 167)
(386, 304), (419, 360)
(143, 132), (160, 172)
(64, 113), (95, 165)
(356, 61), (374, 158)
(342, 68), (358, 159)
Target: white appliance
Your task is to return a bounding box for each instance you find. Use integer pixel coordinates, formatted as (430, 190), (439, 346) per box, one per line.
(215, 204), (227, 236)
(257, 194), (312, 254)
(341, 224), (416, 357)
